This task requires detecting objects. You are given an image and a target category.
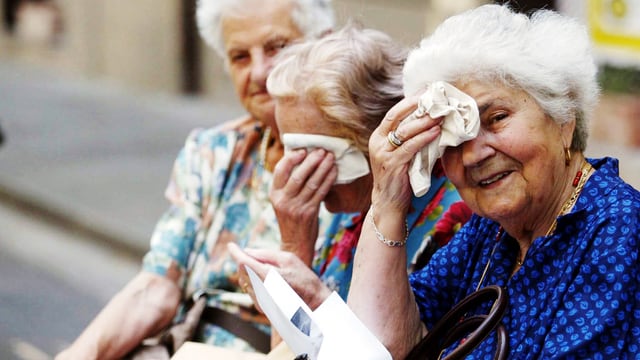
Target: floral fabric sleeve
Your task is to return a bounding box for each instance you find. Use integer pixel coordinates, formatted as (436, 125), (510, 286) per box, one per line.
(142, 126), (237, 287)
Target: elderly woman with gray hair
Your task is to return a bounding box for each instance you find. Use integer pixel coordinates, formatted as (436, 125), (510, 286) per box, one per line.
(348, 4), (640, 359)
(56, 0), (334, 359)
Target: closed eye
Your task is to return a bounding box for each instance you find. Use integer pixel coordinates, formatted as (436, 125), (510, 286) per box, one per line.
(265, 38), (288, 56)
(490, 112), (508, 123)
(228, 52), (249, 65)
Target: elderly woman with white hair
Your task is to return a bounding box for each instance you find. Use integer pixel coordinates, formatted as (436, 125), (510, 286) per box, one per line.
(56, 1), (334, 359)
(348, 4), (640, 359)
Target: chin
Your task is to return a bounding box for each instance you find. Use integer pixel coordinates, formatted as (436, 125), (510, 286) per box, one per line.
(323, 191), (343, 213)
(478, 199), (522, 223)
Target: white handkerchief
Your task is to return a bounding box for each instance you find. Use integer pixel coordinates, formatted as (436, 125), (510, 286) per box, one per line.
(282, 133), (370, 184)
(406, 81), (480, 196)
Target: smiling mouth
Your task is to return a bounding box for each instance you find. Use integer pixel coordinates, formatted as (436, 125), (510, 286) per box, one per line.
(478, 171), (511, 187)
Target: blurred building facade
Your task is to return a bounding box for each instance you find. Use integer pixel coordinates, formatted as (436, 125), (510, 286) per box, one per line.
(1, 0), (492, 100)
(1, 0), (638, 148)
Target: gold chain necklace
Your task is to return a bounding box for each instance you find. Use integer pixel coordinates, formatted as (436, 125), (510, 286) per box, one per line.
(258, 126), (271, 169)
(544, 160), (592, 237)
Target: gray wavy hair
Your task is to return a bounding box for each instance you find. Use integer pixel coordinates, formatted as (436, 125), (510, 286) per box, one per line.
(267, 24), (407, 155)
(403, 4), (600, 152)
(196, 0), (335, 58)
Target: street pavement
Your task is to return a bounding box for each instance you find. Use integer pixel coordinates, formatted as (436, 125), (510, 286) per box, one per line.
(0, 59), (243, 258)
(0, 200), (139, 359)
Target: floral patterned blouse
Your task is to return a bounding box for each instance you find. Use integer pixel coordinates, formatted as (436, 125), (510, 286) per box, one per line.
(142, 117), (286, 351)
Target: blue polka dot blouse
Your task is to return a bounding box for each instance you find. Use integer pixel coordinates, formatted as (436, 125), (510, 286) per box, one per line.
(409, 157), (640, 359)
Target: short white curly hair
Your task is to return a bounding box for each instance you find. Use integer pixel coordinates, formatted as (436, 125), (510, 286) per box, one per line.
(196, 0), (335, 58)
(403, 4), (599, 152)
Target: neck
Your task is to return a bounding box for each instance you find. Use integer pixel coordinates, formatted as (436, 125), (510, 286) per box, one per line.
(507, 155), (591, 266)
(257, 125), (283, 172)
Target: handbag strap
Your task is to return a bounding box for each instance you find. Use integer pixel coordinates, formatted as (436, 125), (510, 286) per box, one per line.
(181, 290), (271, 353)
(199, 306), (271, 353)
(160, 295), (208, 354)
(405, 285), (509, 360)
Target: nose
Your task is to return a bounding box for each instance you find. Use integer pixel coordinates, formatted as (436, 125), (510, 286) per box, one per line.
(461, 128), (494, 167)
(249, 51), (273, 85)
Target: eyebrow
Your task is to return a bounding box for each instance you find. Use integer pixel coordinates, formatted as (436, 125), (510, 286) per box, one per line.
(264, 35), (289, 47)
(477, 101), (492, 116)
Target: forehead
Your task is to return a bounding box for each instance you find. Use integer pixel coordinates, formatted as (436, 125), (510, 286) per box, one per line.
(456, 79), (528, 112)
(276, 98), (342, 135)
(221, 0), (302, 52)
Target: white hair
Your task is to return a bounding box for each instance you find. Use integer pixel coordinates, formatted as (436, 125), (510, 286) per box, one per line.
(196, 0), (335, 58)
(403, 4), (599, 151)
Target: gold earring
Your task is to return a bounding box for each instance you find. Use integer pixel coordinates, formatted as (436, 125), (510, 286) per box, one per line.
(564, 147), (571, 166)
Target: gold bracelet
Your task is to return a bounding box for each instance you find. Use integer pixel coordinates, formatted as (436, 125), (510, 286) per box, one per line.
(368, 206), (408, 247)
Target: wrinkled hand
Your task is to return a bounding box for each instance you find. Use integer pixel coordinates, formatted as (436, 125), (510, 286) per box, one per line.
(229, 243), (332, 311)
(269, 148), (337, 264)
(369, 95), (443, 214)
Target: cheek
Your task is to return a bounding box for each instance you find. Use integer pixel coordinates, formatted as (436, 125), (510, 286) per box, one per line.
(275, 106), (285, 130)
(229, 68), (248, 93)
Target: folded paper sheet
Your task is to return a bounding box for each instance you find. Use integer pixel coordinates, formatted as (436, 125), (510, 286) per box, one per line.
(406, 81), (480, 197)
(282, 133), (370, 184)
(247, 267), (391, 360)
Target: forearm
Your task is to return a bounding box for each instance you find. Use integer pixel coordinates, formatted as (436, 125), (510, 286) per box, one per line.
(348, 209), (425, 358)
(56, 272), (181, 360)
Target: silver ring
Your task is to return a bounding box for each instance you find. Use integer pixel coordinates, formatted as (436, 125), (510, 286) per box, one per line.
(387, 130), (403, 147)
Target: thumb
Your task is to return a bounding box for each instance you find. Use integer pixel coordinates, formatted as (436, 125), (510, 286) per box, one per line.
(227, 243), (271, 279)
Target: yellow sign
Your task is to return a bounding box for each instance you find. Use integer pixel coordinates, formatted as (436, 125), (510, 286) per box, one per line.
(588, 0), (640, 51)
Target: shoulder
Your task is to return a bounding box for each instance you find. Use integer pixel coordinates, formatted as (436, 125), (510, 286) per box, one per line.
(184, 115), (259, 150)
(581, 157), (640, 221)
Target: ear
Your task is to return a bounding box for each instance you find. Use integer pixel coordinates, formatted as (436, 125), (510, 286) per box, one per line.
(560, 118), (576, 149)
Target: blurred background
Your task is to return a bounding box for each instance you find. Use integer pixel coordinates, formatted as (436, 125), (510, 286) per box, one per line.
(0, 0), (638, 359)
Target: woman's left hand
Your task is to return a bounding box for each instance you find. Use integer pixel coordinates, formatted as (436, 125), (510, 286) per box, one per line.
(229, 243), (332, 311)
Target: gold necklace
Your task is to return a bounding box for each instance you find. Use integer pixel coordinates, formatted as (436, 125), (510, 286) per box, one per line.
(258, 126), (271, 169)
(544, 160), (592, 237)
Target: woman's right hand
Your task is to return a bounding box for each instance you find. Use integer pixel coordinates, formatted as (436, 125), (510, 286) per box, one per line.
(229, 243), (332, 311)
(269, 148), (337, 264)
(368, 95), (443, 214)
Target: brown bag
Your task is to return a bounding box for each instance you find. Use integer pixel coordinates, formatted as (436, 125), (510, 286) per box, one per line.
(125, 295), (207, 359)
(404, 285), (508, 360)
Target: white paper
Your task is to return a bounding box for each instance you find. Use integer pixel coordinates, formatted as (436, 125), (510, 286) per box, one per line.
(246, 266), (391, 360)
(246, 267), (322, 359)
(314, 292), (391, 359)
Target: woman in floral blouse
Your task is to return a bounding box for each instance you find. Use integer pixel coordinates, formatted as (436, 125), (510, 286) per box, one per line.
(56, 0), (335, 358)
